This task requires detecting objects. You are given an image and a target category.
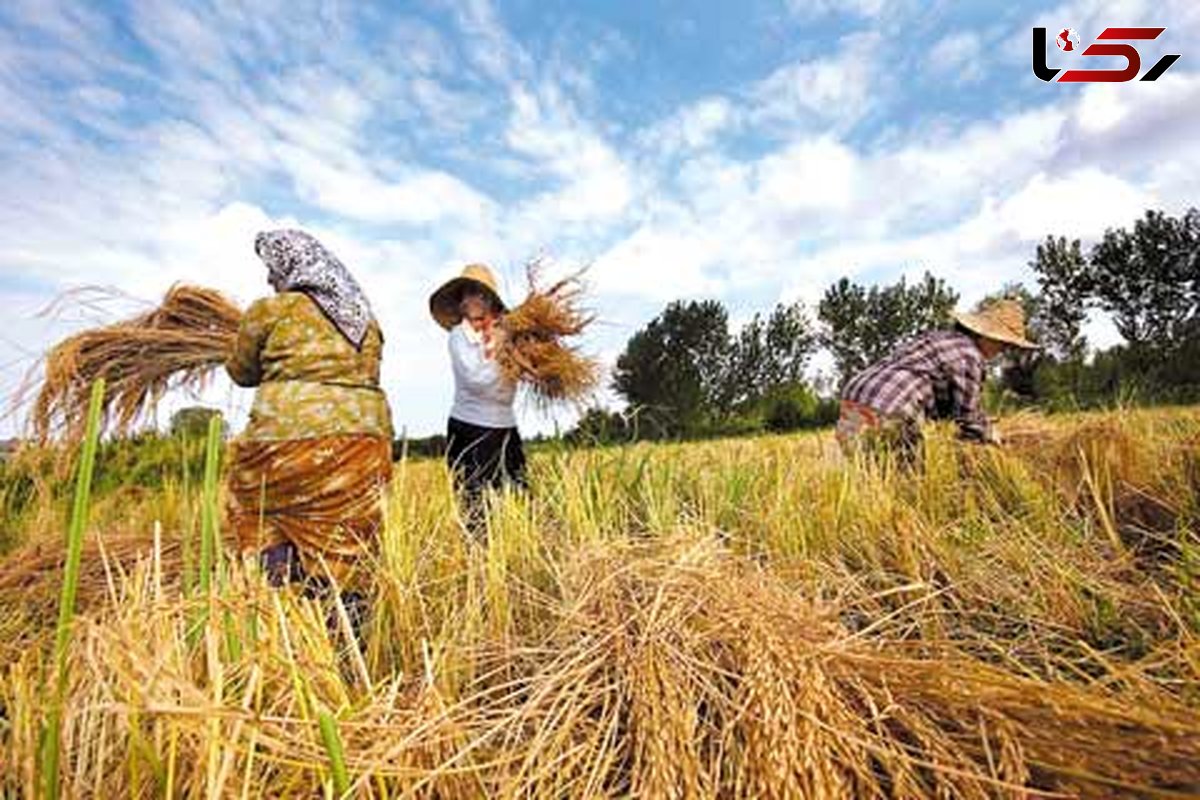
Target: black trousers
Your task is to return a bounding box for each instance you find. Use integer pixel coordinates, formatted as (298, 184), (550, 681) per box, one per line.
(446, 417), (527, 537)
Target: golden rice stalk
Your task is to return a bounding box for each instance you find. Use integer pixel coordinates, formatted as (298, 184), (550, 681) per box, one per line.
(21, 285), (242, 444)
(545, 537), (1200, 798)
(496, 265), (600, 407)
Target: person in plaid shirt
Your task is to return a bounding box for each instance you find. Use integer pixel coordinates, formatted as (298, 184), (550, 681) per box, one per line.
(837, 299), (1038, 469)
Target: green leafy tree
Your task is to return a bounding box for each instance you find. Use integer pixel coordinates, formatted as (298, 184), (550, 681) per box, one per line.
(762, 382), (839, 433)
(818, 272), (959, 385)
(612, 300), (731, 436)
(565, 408), (633, 446)
(722, 314), (767, 409)
(763, 302), (818, 387)
(1029, 236), (1090, 361)
(817, 278), (869, 384)
(1088, 208), (1200, 357)
(722, 302), (818, 410)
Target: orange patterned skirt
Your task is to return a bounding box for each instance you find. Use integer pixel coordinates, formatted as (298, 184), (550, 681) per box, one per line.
(226, 434), (392, 588)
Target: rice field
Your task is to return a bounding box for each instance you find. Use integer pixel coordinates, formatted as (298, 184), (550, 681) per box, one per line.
(1, 406), (1198, 797)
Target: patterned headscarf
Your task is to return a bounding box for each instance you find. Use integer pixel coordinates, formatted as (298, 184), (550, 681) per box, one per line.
(254, 229), (373, 349)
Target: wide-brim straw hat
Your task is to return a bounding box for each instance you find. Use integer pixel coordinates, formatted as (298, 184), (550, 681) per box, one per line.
(429, 264), (507, 330)
(952, 298), (1039, 350)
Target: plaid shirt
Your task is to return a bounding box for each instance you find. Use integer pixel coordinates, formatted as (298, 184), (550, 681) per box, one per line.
(841, 330), (991, 441)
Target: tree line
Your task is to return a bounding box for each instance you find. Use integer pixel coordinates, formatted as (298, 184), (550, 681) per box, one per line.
(571, 207), (1200, 444)
(994, 208), (1200, 408)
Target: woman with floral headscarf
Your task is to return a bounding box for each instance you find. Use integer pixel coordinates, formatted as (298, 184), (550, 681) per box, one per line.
(225, 229), (393, 635)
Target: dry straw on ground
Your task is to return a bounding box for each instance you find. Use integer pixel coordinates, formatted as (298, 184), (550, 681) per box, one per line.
(3, 534), (1198, 797)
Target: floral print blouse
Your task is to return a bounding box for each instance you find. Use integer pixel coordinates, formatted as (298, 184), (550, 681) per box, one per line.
(225, 292), (393, 442)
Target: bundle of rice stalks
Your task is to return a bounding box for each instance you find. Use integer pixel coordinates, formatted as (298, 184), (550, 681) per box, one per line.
(497, 266), (600, 406)
(21, 285), (242, 444)
(513, 537), (1200, 798)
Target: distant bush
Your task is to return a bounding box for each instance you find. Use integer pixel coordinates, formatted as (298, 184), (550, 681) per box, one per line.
(169, 407), (228, 440)
(566, 381), (839, 446)
(393, 435), (447, 461)
(761, 384), (839, 433)
(0, 431), (209, 554)
(565, 409), (635, 447)
(991, 341), (1200, 414)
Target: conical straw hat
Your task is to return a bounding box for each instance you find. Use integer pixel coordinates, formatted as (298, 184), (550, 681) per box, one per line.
(952, 299), (1038, 349)
(428, 264), (506, 330)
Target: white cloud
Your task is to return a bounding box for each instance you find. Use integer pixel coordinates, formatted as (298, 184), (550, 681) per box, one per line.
(753, 136), (860, 217)
(1, 0), (119, 74)
(781, 165), (1155, 305)
(638, 96), (737, 154)
(450, 0), (532, 86)
(1075, 84), (1129, 134)
(927, 31), (984, 84)
(408, 77), (491, 134)
(747, 32), (882, 133)
(991, 168), (1154, 241)
(276, 144), (496, 225)
(128, 2), (241, 83)
(73, 85), (126, 113)
(387, 18), (459, 76)
(783, 0), (888, 20)
(591, 215), (728, 300)
(505, 84), (633, 225)
(153, 202), (290, 305)
(0, 81), (57, 137)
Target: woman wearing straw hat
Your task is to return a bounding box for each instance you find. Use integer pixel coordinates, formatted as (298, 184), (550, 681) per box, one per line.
(225, 229), (393, 635)
(430, 264), (527, 538)
(836, 298), (1037, 469)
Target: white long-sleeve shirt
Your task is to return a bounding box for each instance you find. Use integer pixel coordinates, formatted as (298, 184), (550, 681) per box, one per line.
(448, 322), (517, 429)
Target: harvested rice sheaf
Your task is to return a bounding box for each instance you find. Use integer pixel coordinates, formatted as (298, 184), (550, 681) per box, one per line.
(496, 267), (600, 406)
(537, 541), (1200, 798)
(22, 284), (242, 444)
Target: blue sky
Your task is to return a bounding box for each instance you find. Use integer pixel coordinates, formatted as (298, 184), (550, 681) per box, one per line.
(1, 0), (1198, 438)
